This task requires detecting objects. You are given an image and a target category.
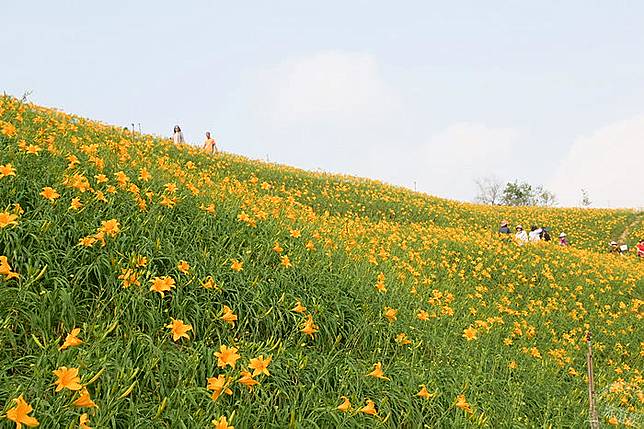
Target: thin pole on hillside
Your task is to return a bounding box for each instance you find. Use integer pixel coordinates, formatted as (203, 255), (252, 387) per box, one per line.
(586, 331), (599, 429)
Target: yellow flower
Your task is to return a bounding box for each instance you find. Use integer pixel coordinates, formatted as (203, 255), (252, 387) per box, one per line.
(0, 163), (16, 179)
(99, 219), (120, 237)
(0, 255), (20, 279)
(53, 366), (82, 392)
(165, 318), (192, 341)
(139, 168), (151, 181)
(177, 260), (190, 274)
(463, 326), (478, 341)
(455, 394), (473, 414)
(417, 384), (434, 399)
(78, 236), (97, 247)
(69, 197), (83, 210)
(289, 229), (301, 238)
(337, 396), (351, 412)
(79, 413), (92, 429)
(73, 387), (97, 408)
(221, 305), (238, 327)
(215, 345), (241, 369)
(300, 314), (319, 338)
(59, 327), (83, 350)
(305, 240), (315, 251)
(508, 360), (518, 369)
(202, 276), (217, 289)
(237, 370), (259, 391)
(292, 300), (307, 314)
(164, 182), (177, 193)
(360, 399), (377, 416)
(212, 415), (234, 429)
(0, 121), (17, 137)
(272, 241), (283, 254)
(417, 310), (429, 321)
(230, 259), (243, 272)
(0, 211), (19, 228)
(40, 186), (60, 201)
(280, 255), (292, 268)
(366, 362), (390, 380)
(395, 332), (412, 346)
(207, 375), (233, 401)
(383, 306), (398, 322)
(150, 276), (175, 297)
(94, 174), (108, 184)
(6, 394), (39, 428)
(248, 355), (272, 377)
(607, 416), (619, 425)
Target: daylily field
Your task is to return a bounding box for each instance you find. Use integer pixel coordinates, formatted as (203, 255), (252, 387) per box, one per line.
(0, 95), (642, 428)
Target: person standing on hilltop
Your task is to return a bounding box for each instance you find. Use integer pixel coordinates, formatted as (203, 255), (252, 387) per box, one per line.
(499, 220), (511, 234)
(172, 125), (185, 145)
(203, 131), (218, 154)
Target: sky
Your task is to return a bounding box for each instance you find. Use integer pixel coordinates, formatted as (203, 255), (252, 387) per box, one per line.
(2, 1), (643, 208)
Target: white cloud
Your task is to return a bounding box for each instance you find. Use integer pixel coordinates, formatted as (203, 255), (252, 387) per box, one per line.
(241, 51), (523, 202)
(391, 122), (521, 200)
(243, 50), (404, 173)
(253, 51), (400, 126)
(550, 115), (644, 208)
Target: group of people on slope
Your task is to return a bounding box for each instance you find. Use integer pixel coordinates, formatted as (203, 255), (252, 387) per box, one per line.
(500, 220), (644, 257)
(611, 239), (644, 257)
(499, 220), (567, 246)
(172, 125), (219, 154)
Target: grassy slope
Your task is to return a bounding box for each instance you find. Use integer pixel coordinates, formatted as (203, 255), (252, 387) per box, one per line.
(0, 96), (642, 428)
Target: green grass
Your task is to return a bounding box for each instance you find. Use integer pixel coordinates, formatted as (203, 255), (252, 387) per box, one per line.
(0, 96), (642, 428)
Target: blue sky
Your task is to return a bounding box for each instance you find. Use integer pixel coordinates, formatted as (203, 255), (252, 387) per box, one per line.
(2, 1), (643, 207)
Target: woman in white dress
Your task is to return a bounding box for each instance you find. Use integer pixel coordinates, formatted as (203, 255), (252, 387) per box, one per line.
(172, 125), (185, 145)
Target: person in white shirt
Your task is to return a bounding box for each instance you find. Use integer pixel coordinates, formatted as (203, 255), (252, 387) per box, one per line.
(515, 225), (528, 244)
(528, 225), (543, 242)
(172, 125), (185, 145)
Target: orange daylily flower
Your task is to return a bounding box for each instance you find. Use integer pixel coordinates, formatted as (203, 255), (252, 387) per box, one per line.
(99, 219), (120, 237)
(337, 396), (351, 412)
(207, 375), (233, 401)
(463, 327), (478, 341)
(79, 413), (92, 429)
(300, 314), (319, 337)
(230, 259), (243, 272)
(417, 310), (429, 321)
(292, 300), (307, 313)
(53, 366), (82, 392)
(69, 197), (83, 210)
(177, 260), (190, 274)
(366, 362), (390, 380)
(59, 327), (83, 350)
(212, 415), (234, 429)
(237, 370), (259, 390)
(220, 305), (238, 327)
(6, 394), (39, 428)
(0, 211), (19, 229)
(0, 163), (16, 179)
(455, 394), (474, 414)
(360, 399), (377, 416)
(40, 186), (60, 201)
(73, 387), (97, 408)
(383, 306), (398, 322)
(166, 318), (192, 341)
(150, 276), (175, 297)
(0, 255), (20, 279)
(248, 355), (272, 377)
(280, 255), (292, 268)
(215, 345), (241, 369)
(417, 384), (434, 399)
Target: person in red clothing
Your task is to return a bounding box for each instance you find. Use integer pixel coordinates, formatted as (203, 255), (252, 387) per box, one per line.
(636, 239), (644, 258)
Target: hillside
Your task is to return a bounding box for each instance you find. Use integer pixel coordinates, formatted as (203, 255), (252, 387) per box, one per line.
(1, 95), (642, 428)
